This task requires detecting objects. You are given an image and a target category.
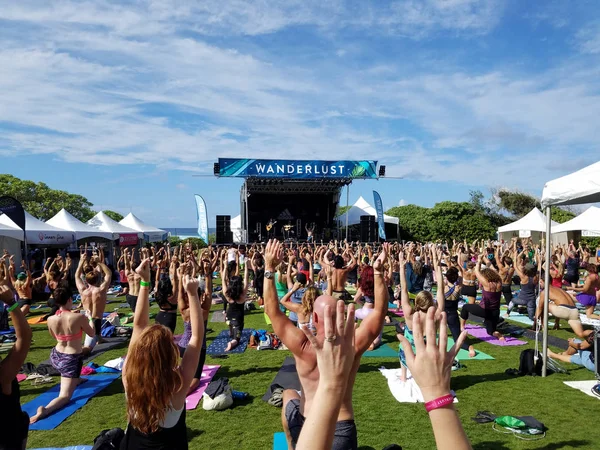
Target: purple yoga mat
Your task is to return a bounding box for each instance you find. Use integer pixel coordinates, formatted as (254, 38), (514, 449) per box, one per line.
(465, 325), (527, 346)
(390, 310), (404, 317)
(185, 365), (221, 410)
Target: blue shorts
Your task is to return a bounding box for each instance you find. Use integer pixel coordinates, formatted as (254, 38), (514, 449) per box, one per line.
(570, 350), (595, 372)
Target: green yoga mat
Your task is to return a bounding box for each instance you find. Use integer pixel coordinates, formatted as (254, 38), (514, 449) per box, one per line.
(363, 343), (398, 358)
(447, 338), (494, 360)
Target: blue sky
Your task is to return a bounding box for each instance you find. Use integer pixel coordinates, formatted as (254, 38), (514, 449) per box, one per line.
(1, 1), (600, 228)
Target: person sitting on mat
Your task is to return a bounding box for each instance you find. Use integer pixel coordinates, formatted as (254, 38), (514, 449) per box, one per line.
(223, 252), (249, 352)
(534, 274), (586, 337)
(0, 284), (33, 450)
(295, 304), (471, 450)
(120, 258), (203, 450)
(265, 239), (388, 450)
(30, 287), (95, 424)
(397, 249), (446, 381)
(547, 331), (596, 372)
(460, 254), (504, 341)
(571, 263), (600, 320)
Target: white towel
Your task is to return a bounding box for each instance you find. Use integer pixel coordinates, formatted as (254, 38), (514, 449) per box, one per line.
(379, 367), (458, 404)
(564, 380), (600, 399)
(580, 315), (600, 328)
(104, 356), (126, 371)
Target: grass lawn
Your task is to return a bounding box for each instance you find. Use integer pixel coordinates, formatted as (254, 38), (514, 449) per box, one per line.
(17, 294), (600, 450)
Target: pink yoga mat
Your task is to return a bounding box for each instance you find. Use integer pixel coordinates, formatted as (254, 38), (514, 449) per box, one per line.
(465, 325), (526, 346)
(185, 365), (221, 410)
(390, 310), (404, 317)
(17, 374), (26, 382)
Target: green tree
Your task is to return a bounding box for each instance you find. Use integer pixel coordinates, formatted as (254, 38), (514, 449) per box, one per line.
(168, 236), (207, 248)
(0, 174), (95, 221)
(494, 189), (540, 219)
(208, 233), (216, 244)
(428, 201), (496, 241)
(336, 205), (351, 217)
(104, 210), (124, 222)
(550, 206), (576, 224)
(385, 204), (431, 242)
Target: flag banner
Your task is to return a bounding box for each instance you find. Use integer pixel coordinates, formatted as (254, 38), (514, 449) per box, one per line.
(0, 196), (26, 231)
(373, 191), (386, 241)
(195, 195), (209, 243)
(218, 158), (378, 179)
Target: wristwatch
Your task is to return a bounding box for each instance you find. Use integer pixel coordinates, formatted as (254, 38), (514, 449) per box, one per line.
(264, 271), (274, 280)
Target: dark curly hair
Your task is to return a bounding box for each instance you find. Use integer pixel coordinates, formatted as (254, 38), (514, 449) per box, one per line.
(445, 267), (459, 284)
(155, 278), (173, 308)
(226, 275), (244, 301)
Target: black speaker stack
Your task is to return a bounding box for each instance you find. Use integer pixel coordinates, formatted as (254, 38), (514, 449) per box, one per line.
(216, 215), (232, 244)
(360, 215), (377, 242)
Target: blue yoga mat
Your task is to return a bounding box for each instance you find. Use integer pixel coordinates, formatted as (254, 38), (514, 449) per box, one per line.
(31, 447), (92, 450)
(23, 374), (120, 430)
(273, 432), (287, 450)
(0, 327), (15, 335)
(206, 328), (253, 355)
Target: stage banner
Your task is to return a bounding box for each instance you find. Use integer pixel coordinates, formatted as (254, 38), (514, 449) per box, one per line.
(218, 158), (377, 179)
(195, 195), (209, 244)
(0, 196), (26, 231)
(373, 190), (386, 241)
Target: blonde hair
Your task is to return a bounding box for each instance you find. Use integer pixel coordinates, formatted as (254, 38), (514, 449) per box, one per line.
(124, 325), (183, 434)
(414, 291), (434, 312)
(301, 286), (319, 317)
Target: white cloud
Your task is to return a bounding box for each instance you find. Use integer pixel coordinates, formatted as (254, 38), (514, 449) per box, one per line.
(576, 22), (600, 54)
(398, 199), (407, 206)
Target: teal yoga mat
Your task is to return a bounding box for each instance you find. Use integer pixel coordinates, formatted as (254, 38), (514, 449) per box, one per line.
(447, 338), (494, 360)
(273, 432), (287, 450)
(363, 343), (398, 358)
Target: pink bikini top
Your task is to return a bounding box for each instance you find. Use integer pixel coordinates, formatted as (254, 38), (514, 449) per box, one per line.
(54, 310), (83, 342)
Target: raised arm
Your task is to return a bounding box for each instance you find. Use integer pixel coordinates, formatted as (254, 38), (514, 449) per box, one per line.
(0, 286), (32, 386)
(473, 255), (489, 289)
(75, 253), (88, 294)
(130, 259), (151, 346)
(98, 262), (112, 292)
(264, 240), (308, 353)
(279, 282), (303, 314)
(355, 243), (389, 353)
(432, 250), (445, 315)
(398, 251), (413, 317)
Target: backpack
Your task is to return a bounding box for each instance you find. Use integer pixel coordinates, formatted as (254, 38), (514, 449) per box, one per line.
(258, 334), (273, 351)
(92, 427), (124, 450)
(518, 349), (542, 376)
(472, 411), (546, 441)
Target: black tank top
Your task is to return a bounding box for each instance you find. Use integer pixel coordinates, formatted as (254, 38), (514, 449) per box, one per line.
(0, 378), (28, 448)
(121, 408), (188, 450)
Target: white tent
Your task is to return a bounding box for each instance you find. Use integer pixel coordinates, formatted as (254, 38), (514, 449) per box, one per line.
(0, 212), (75, 245)
(231, 215), (243, 243)
(541, 161), (600, 207)
(0, 215), (24, 240)
(540, 160), (600, 377)
(497, 207), (559, 243)
(552, 206), (600, 236)
(47, 209), (113, 241)
(119, 213), (167, 242)
(337, 196), (399, 225)
(0, 216), (24, 268)
(86, 212), (142, 245)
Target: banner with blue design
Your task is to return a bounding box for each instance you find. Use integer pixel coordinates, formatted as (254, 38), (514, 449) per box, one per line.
(218, 158), (378, 179)
(195, 195), (208, 244)
(373, 190), (386, 241)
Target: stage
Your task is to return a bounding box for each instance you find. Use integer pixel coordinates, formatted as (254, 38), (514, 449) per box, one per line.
(215, 158), (389, 243)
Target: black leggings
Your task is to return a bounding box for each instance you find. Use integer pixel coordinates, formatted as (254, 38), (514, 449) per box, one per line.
(502, 284), (513, 306)
(460, 304), (500, 336)
(156, 311), (177, 333)
(445, 305), (470, 351)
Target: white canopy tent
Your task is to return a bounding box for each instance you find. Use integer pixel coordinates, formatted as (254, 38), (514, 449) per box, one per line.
(0, 217), (24, 268)
(119, 213), (167, 242)
(497, 207), (562, 243)
(0, 215), (24, 240)
(231, 215), (243, 243)
(47, 209), (113, 241)
(337, 196), (399, 226)
(0, 211), (75, 246)
(86, 212), (142, 241)
(540, 160), (600, 377)
(552, 206), (600, 236)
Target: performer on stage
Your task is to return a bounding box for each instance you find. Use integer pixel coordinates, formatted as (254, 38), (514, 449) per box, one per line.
(266, 218), (277, 239)
(305, 223), (316, 243)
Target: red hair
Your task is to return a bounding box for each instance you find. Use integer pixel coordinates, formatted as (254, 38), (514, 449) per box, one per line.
(359, 266), (375, 297)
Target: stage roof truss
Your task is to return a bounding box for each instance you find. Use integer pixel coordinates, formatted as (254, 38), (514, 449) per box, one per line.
(245, 177), (352, 194)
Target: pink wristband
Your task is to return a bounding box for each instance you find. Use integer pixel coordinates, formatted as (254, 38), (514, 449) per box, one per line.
(424, 394), (454, 412)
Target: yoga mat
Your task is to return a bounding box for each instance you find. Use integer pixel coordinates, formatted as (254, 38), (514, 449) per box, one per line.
(0, 327), (15, 335)
(264, 312), (272, 325)
(388, 302), (398, 310)
(273, 432), (287, 450)
(505, 313), (554, 327)
(580, 315), (600, 327)
(262, 356), (301, 402)
(28, 316), (47, 325)
(447, 338), (494, 360)
(211, 310), (226, 322)
(363, 343), (398, 358)
(465, 325), (527, 346)
(564, 380), (600, 399)
(390, 310), (404, 317)
(17, 373), (27, 382)
(185, 365), (221, 410)
(206, 328), (253, 355)
(31, 447), (92, 450)
(23, 374), (120, 430)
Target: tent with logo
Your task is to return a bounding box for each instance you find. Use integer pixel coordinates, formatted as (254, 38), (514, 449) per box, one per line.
(540, 160), (600, 377)
(119, 213), (167, 242)
(86, 212), (142, 246)
(47, 209), (113, 241)
(0, 211), (75, 246)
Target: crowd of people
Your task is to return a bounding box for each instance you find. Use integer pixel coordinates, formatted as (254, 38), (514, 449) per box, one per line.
(0, 235), (598, 449)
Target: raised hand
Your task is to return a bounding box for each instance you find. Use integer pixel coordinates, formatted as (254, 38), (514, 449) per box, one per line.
(265, 239), (283, 270)
(183, 274), (200, 294)
(373, 242), (389, 272)
(398, 308), (465, 402)
(136, 258), (151, 283)
(0, 285), (15, 305)
(301, 300), (356, 389)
